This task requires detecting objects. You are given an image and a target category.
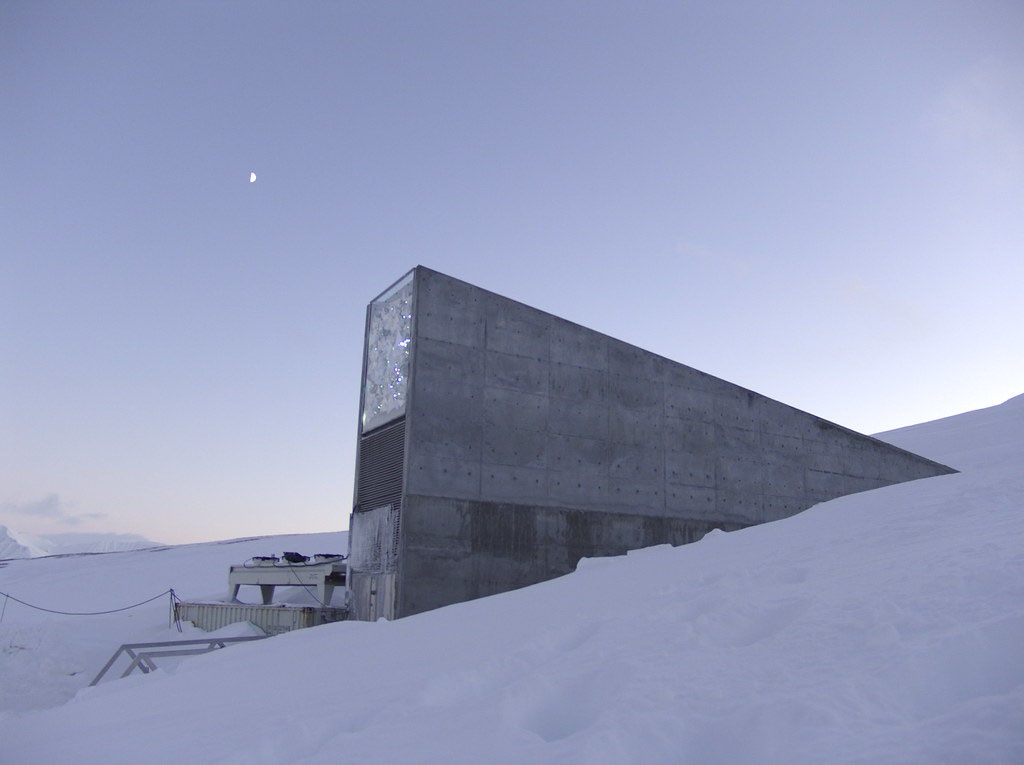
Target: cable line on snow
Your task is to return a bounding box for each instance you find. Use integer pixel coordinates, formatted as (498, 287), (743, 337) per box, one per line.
(0, 588), (176, 619)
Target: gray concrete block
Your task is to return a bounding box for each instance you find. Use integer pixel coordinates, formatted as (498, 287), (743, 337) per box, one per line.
(480, 463), (549, 504)
(607, 477), (664, 513)
(758, 413), (807, 440)
(714, 387), (761, 430)
(547, 398), (608, 440)
(549, 361), (605, 402)
(608, 405), (666, 446)
(412, 376), (484, 424)
(485, 349), (550, 395)
(715, 455), (765, 493)
(664, 383), (717, 422)
(806, 449), (845, 474)
(716, 490), (764, 525)
(546, 470), (609, 507)
(665, 485), (716, 518)
(485, 297), (551, 359)
(764, 463), (805, 497)
(483, 387), (549, 432)
(606, 373), (663, 411)
(665, 450), (715, 488)
(663, 362), (733, 397)
(716, 423), (762, 451)
(609, 442), (664, 482)
(762, 433), (807, 465)
(547, 433), (610, 473)
(406, 451), (481, 499)
(399, 553), (473, 615)
(608, 338), (664, 380)
(401, 495), (471, 546)
(664, 418), (716, 453)
(806, 418), (857, 445)
(468, 502), (539, 561)
(417, 273), (486, 348)
(482, 426), (548, 469)
(805, 468), (846, 497)
(551, 320), (608, 370)
(411, 414), (483, 463)
(758, 398), (809, 436)
(414, 337), (485, 384)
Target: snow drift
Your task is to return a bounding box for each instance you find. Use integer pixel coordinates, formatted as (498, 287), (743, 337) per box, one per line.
(1, 395), (1021, 763)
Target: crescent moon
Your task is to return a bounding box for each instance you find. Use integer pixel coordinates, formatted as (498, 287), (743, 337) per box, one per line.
(249, 172), (257, 183)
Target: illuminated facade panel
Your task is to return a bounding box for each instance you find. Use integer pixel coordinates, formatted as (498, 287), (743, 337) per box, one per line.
(362, 272), (414, 433)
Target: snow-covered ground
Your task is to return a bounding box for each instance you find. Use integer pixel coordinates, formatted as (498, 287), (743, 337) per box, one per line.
(0, 532), (346, 717)
(1, 396), (1021, 763)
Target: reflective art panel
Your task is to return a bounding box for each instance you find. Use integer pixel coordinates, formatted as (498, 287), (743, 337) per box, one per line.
(362, 273), (414, 432)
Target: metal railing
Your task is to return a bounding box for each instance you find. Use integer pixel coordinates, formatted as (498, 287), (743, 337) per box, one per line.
(90, 636), (269, 686)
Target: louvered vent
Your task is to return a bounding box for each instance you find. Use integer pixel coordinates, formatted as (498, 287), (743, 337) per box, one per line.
(356, 416), (406, 513)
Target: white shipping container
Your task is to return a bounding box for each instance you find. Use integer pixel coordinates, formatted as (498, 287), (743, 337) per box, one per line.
(175, 601), (348, 635)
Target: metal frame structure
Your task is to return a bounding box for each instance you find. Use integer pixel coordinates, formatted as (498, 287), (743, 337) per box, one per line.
(89, 636), (268, 686)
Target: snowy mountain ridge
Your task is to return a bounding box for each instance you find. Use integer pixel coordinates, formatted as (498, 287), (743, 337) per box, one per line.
(0, 525), (38, 560)
(0, 526), (162, 560)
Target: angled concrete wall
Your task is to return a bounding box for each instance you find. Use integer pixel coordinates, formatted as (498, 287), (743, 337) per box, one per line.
(351, 266), (954, 619)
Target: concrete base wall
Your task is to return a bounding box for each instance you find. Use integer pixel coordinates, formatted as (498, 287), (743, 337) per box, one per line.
(397, 493), (748, 617)
(347, 570), (397, 621)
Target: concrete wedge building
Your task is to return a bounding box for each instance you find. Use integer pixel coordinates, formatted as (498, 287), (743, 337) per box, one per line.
(347, 266), (954, 620)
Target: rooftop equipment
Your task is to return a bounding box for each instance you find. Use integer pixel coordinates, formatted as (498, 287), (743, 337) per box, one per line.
(227, 552), (347, 606)
(174, 552), (350, 636)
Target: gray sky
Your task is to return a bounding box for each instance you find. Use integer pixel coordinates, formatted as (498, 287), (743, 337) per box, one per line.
(3, 1), (1022, 544)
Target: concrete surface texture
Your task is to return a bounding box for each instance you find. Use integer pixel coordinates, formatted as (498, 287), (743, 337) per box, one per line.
(350, 266), (955, 619)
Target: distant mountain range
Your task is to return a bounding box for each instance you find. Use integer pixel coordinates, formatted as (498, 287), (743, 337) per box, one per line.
(0, 525), (162, 559)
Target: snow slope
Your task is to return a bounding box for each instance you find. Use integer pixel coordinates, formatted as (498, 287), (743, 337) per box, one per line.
(1, 397), (1021, 763)
(878, 392), (1024, 473)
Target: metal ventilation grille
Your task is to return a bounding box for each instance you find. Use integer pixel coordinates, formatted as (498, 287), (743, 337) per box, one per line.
(356, 416), (406, 513)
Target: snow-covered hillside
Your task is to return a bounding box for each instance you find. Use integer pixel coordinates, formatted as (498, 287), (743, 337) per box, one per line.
(0, 526), (37, 559)
(0, 526), (163, 559)
(1, 396), (1021, 763)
